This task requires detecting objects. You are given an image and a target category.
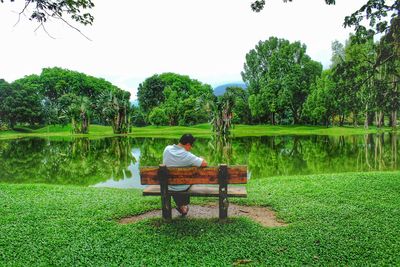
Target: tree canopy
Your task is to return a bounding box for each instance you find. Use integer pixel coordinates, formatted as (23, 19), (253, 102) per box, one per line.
(241, 37), (322, 124)
(137, 73), (214, 126)
(0, 67), (131, 134)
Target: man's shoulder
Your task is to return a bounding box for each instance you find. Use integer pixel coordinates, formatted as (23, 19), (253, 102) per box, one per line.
(164, 144), (175, 152)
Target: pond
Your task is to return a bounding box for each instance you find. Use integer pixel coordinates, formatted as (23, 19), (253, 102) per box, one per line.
(0, 133), (399, 188)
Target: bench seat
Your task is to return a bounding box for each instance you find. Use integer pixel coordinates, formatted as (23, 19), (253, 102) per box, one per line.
(143, 185), (247, 197)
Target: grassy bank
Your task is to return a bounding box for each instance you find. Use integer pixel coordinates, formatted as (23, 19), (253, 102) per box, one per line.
(1, 171), (399, 266)
(0, 123), (393, 140)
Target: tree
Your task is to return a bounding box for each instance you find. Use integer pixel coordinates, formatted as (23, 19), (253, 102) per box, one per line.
(130, 105), (146, 127)
(302, 70), (337, 126)
(252, 0), (399, 72)
(0, 79), (12, 128)
(137, 73), (213, 126)
(96, 89), (131, 134)
(330, 40), (345, 68)
(59, 93), (91, 134)
(225, 86), (251, 124)
(203, 92), (235, 138)
(137, 75), (166, 117)
(0, 80), (43, 128)
(242, 37), (322, 124)
(148, 107), (169, 126)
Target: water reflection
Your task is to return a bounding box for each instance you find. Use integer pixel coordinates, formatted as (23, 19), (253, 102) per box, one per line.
(0, 133), (398, 188)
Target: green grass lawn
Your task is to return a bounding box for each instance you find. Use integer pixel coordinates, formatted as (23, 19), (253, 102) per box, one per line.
(0, 123), (393, 140)
(1, 171), (399, 266)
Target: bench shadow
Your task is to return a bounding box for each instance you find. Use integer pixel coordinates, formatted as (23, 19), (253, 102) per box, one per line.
(118, 203), (288, 228)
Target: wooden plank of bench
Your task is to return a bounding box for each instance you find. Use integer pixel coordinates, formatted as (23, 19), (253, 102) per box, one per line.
(140, 166), (247, 185)
(143, 185), (247, 197)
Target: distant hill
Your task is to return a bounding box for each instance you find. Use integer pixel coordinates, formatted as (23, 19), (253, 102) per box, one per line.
(213, 82), (247, 96)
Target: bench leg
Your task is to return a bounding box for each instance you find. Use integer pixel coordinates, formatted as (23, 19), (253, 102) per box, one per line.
(159, 165), (172, 221)
(161, 193), (172, 221)
(219, 186), (229, 221)
(218, 164), (229, 221)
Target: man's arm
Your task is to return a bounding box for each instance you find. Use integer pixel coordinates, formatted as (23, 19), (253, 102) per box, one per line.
(200, 159), (208, 167)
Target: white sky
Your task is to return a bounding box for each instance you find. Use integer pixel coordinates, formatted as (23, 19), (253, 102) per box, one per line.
(0, 0), (365, 100)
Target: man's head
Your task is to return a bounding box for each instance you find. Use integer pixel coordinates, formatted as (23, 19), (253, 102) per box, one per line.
(179, 133), (196, 151)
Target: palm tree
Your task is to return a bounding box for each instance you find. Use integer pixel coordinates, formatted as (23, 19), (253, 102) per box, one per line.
(97, 89), (131, 134)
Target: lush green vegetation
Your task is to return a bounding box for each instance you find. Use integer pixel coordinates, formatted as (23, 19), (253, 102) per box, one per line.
(0, 123), (393, 140)
(0, 67), (131, 134)
(1, 171), (399, 265)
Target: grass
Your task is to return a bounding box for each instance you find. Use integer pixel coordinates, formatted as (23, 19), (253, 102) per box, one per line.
(1, 171), (399, 266)
(0, 123), (394, 140)
(232, 124), (393, 136)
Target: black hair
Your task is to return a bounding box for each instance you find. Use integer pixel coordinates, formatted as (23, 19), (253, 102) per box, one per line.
(179, 133), (196, 145)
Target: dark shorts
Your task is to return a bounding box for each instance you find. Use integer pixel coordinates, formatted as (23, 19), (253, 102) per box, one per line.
(171, 185), (191, 206)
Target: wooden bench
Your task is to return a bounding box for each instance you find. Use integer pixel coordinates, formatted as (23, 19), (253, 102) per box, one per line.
(140, 164), (248, 221)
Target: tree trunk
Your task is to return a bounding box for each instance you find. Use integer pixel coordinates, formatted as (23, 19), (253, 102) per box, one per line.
(375, 111), (383, 128)
(368, 112), (374, 126)
(72, 117), (77, 134)
(339, 114), (345, 126)
(364, 110), (369, 129)
(392, 110), (397, 130)
(353, 112), (358, 127)
(81, 111), (88, 134)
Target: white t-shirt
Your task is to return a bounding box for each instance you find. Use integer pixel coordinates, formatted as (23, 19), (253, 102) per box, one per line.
(162, 144), (203, 191)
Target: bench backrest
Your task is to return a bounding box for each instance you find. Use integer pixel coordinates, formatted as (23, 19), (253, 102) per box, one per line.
(140, 164), (247, 185)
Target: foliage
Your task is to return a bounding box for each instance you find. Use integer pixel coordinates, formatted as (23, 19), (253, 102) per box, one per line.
(302, 70), (337, 126)
(0, 67), (131, 134)
(137, 73), (214, 126)
(130, 105), (146, 127)
(343, 1), (399, 38)
(148, 107), (169, 126)
(59, 93), (91, 134)
(251, 0), (335, 12)
(225, 86), (251, 124)
(211, 92), (235, 137)
(0, 79), (43, 128)
(96, 89), (131, 134)
(330, 32), (399, 128)
(242, 37), (322, 124)
(0, 0), (95, 25)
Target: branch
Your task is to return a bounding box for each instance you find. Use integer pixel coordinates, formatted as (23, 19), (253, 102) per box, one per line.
(56, 15), (92, 41)
(34, 22), (55, 39)
(42, 8), (92, 41)
(13, 0), (31, 27)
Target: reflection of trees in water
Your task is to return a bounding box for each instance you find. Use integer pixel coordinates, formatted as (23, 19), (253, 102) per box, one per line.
(208, 135), (233, 165)
(0, 137), (135, 185)
(391, 133), (397, 168)
(105, 134), (400, 180)
(247, 136), (308, 178)
(135, 138), (172, 166)
(0, 133), (399, 185)
(246, 134), (400, 179)
(0, 138), (46, 183)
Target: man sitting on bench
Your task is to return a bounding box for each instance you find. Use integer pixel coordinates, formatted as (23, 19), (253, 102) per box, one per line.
(163, 133), (208, 216)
